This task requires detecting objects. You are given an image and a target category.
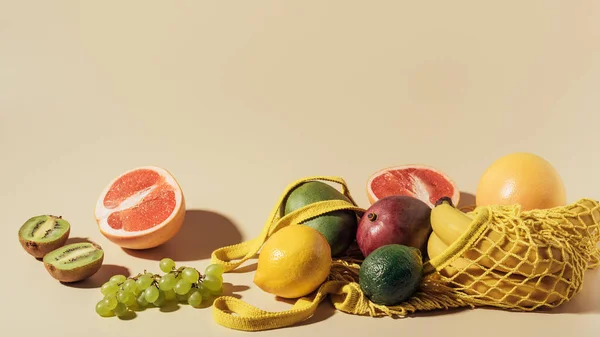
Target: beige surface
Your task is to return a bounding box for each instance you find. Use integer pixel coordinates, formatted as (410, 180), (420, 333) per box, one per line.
(2, 1), (600, 336)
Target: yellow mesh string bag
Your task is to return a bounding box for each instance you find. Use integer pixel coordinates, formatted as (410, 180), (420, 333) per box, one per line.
(426, 198), (600, 310)
(210, 176), (600, 332)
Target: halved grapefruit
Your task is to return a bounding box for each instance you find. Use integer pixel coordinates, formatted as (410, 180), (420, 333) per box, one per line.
(94, 166), (186, 250)
(366, 165), (460, 208)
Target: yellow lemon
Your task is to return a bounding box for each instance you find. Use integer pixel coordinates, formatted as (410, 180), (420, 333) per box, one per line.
(476, 152), (566, 211)
(253, 225), (331, 298)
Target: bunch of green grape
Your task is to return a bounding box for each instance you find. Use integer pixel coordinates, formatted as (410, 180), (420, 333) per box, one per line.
(95, 258), (225, 317)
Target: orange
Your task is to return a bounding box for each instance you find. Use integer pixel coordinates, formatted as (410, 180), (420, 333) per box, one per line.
(94, 166), (186, 249)
(475, 152), (566, 211)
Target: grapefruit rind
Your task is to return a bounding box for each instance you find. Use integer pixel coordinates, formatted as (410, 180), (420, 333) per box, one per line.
(366, 164), (460, 208)
(94, 166), (186, 250)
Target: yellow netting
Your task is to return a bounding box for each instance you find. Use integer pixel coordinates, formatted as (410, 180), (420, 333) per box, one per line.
(426, 198), (600, 310)
(210, 176), (600, 331)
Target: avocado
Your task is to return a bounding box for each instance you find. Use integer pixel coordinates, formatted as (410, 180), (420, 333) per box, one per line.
(283, 181), (358, 256)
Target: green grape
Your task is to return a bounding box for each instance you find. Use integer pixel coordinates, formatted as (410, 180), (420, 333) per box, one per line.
(202, 275), (222, 291)
(182, 268), (199, 283)
(158, 273), (177, 291)
(95, 300), (112, 317)
(209, 286), (223, 296)
(213, 274), (224, 284)
(125, 294), (137, 306)
(153, 290), (166, 306)
(122, 279), (137, 294)
(100, 281), (120, 296)
(102, 296), (118, 310)
(176, 292), (189, 303)
(116, 290), (134, 304)
(163, 289), (176, 301)
(205, 263), (224, 277)
(144, 286), (160, 303)
(136, 275), (154, 290)
(159, 258), (176, 273)
(187, 289), (203, 307)
(173, 279), (192, 295)
(113, 302), (128, 317)
(109, 274), (127, 284)
(137, 292), (149, 307)
(198, 284), (210, 298)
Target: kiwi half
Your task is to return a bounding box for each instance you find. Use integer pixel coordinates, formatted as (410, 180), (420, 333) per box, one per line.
(43, 242), (104, 282)
(18, 215), (71, 258)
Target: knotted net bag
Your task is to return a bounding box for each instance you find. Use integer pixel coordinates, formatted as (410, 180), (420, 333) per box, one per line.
(210, 176), (600, 331)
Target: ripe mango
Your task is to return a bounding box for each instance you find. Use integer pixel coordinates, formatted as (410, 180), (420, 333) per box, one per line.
(283, 181), (358, 257)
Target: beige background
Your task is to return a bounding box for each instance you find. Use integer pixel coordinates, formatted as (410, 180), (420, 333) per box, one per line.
(2, 1), (599, 336)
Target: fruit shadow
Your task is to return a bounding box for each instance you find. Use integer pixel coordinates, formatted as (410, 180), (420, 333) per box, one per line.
(408, 306), (469, 318)
(61, 264), (131, 289)
(229, 262), (258, 274)
(122, 210), (243, 262)
(222, 282), (250, 299)
(275, 295), (337, 327)
(198, 282), (250, 307)
(457, 191), (476, 210)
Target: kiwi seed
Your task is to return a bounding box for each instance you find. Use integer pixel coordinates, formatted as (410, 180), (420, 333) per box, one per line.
(18, 215), (71, 258)
(43, 242), (104, 283)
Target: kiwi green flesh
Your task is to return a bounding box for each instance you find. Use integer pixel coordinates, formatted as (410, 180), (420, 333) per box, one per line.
(44, 243), (104, 270)
(18, 215), (71, 258)
(19, 215), (70, 243)
(43, 243), (104, 282)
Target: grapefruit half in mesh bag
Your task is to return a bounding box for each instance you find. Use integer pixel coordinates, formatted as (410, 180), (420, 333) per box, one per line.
(366, 165), (460, 208)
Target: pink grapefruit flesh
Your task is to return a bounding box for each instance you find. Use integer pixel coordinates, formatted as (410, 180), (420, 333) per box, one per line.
(367, 165), (459, 208)
(103, 169), (161, 209)
(95, 166), (185, 250)
(106, 183), (176, 232)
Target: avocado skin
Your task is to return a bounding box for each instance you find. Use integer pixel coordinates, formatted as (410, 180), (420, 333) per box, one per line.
(283, 181), (358, 257)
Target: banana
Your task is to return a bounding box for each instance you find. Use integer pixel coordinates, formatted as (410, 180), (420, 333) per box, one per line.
(430, 197), (473, 246)
(428, 231), (570, 309)
(430, 196), (565, 276)
(464, 227), (565, 276)
(427, 231), (482, 278)
(426, 232), (448, 261)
